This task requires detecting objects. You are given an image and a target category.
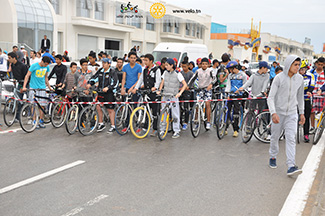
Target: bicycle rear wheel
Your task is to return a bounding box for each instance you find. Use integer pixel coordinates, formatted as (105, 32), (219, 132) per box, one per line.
(241, 111), (255, 143)
(3, 98), (17, 127)
(51, 103), (68, 128)
(65, 106), (78, 135)
(254, 111), (271, 143)
(157, 108), (170, 141)
(115, 105), (132, 136)
(216, 107), (227, 140)
(190, 104), (201, 138)
(78, 106), (98, 136)
(19, 103), (38, 133)
(130, 106), (151, 139)
(313, 114), (325, 145)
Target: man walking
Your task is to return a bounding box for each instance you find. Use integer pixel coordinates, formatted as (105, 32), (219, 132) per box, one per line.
(41, 35), (51, 52)
(267, 55), (305, 176)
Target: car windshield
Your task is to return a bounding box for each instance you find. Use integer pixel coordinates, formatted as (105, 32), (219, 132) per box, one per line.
(249, 63), (259, 69)
(152, 51), (181, 62)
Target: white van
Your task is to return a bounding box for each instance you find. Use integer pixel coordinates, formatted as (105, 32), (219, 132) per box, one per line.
(152, 43), (209, 65)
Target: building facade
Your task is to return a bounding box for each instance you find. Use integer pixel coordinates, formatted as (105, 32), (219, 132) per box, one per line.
(0, 0), (211, 60)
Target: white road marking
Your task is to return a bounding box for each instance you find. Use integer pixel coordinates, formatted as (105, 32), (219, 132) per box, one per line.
(0, 128), (22, 134)
(0, 160), (85, 194)
(61, 194), (109, 216)
(279, 132), (325, 216)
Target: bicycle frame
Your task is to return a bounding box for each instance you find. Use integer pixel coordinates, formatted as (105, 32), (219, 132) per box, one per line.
(137, 93), (153, 125)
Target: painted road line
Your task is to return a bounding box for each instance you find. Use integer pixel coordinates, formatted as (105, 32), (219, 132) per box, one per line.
(0, 160), (85, 194)
(279, 132), (325, 216)
(61, 194), (109, 216)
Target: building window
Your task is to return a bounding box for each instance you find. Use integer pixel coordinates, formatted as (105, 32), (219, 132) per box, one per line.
(196, 24), (200, 38)
(77, 0), (92, 18)
(185, 22), (190, 36)
(94, 0), (104, 20)
(49, 0), (60, 14)
(131, 10), (142, 28)
(200, 26), (204, 39)
(146, 13), (155, 31)
(192, 23), (196, 37)
(115, 2), (124, 24)
(174, 19), (179, 34)
(163, 16), (173, 33)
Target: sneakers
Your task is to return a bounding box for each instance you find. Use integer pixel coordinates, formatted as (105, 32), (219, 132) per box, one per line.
(233, 131), (238, 137)
(97, 123), (106, 132)
(309, 127), (316, 134)
(182, 123), (188, 131)
(27, 119), (33, 125)
(107, 126), (115, 133)
(269, 158), (277, 169)
(225, 130), (228, 136)
(304, 135), (310, 143)
(150, 130), (157, 137)
(287, 166), (302, 176)
(39, 119), (46, 129)
(172, 132), (180, 139)
(206, 122), (211, 130)
(266, 134), (271, 141)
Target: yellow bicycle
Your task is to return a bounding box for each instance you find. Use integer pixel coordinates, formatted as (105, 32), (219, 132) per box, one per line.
(313, 105), (325, 145)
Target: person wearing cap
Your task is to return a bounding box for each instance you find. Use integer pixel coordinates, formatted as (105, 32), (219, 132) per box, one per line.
(267, 55), (305, 176)
(48, 54), (67, 91)
(192, 58), (202, 73)
(87, 58), (119, 133)
(63, 51), (70, 62)
(224, 60), (247, 137)
(42, 49), (56, 64)
(41, 35), (50, 52)
(188, 57), (216, 130)
(157, 58), (187, 138)
(298, 60), (315, 143)
(236, 61), (270, 132)
(132, 54), (162, 137)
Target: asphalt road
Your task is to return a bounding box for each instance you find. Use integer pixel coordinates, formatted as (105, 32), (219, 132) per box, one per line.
(0, 117), (314, 216)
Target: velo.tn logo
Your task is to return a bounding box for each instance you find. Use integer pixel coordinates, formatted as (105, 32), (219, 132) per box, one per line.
(150, 2), (166, 19)
(120, 2), (138, 13)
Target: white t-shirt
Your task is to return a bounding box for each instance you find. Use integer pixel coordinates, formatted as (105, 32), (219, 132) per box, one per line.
(162, 71), (184, 83)
(0, 53), (8, 71)
(30, 57), (41, 65)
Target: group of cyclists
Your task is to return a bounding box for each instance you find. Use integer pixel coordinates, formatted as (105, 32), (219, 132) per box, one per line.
(1, 49), (325, 143)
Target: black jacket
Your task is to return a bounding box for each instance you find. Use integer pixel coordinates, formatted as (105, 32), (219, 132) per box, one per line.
(89, 67), (119, 92)
(11, 60), (28, 83)
(48, 64), (67, 85)
(41, 39), (51, 50)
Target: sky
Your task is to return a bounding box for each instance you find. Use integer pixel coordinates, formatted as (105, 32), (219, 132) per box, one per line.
(163, 0), (325, 53)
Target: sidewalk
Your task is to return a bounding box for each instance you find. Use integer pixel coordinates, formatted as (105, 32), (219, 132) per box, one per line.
(303, 142), (325, 216)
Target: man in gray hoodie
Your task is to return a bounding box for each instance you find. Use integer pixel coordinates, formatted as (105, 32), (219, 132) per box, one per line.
(267, 55), (305, 176)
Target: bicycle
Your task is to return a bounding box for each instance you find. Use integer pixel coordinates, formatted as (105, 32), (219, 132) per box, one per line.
(78, 90), (115, 136)
(313, 96), (325, 145)
(114, 93), (134, 136)
(157, 92), (177, 141)
(65, 90), (86, 135)
(189, 88), (210, 138)
(50, 89), (74, 128)
(19, 89), (56, 133)
(129, 89), (156, 139)
(3, 79), (26, 127)
(215, 92), (244, 140)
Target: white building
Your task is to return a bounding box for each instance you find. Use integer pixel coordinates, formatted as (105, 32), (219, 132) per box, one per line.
(0, 0), (211, 60)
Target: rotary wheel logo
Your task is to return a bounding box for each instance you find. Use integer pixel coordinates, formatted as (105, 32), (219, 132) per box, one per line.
(150, 3), (166, 19)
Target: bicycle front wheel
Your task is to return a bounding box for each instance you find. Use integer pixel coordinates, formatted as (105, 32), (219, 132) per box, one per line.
(3, 98), (17, 127)
(19, 103), (38, 133)
(241, 111), (255, 143)
(254, 111), (271, 144)
(65, 106), (78, 135)
(216, 107), (227, 140)
(51, 103), (68, 128)
(190, 104), (201, 138)
(130, 106), (151, 139)
(313, 114), (325, 145)
(78, 106), (98, 136)
(115, 105), (132, 136)
(157, 108), (170, 141)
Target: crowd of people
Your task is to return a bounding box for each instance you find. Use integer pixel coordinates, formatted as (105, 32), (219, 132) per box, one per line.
(0, 44), (325, 176)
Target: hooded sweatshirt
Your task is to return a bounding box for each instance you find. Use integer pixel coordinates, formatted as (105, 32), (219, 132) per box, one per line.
(267, 55), (304, 116)
(241, 70), (269, 97)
